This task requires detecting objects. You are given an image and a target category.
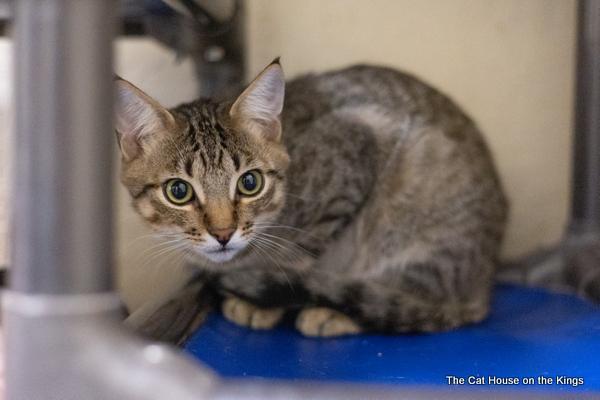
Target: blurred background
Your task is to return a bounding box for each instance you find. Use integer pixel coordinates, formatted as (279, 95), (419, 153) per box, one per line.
(0, 0), (577, 310)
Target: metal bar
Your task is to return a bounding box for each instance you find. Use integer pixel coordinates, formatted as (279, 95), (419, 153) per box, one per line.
(11, 0), (115, 294)
(571, 0), (600, 234)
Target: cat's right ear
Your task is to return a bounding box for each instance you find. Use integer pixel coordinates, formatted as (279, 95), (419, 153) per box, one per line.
(114, 78), (175, 161)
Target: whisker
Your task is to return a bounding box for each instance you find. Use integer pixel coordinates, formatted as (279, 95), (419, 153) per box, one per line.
(253, 224), (322, 241)
(124, 231), (180, 248)
(248, 241), (295, 293)
(153, 243), (194, 278)
(251, 236), (301, 265)
(255, 231), (316, 258)
(135, 240), (189, 269)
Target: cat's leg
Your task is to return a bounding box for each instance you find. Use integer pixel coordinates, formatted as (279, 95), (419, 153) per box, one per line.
(222, 296), (285, 329)
(217, 265), (310, 330)
(565, 240), (600, 302)
(296, 307), (362, 337)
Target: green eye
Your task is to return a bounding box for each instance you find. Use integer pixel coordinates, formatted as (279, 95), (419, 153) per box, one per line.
(237, 170), (263, 196)
(164, 179), (194, 204)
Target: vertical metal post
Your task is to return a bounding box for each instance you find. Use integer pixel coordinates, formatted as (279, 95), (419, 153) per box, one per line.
(10, 0), (115, 294)
(571, 0), (600, 235)
(5, 0), (118, 398)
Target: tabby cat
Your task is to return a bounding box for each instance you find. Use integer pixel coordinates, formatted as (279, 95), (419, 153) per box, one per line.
(117, 59), (507, 340)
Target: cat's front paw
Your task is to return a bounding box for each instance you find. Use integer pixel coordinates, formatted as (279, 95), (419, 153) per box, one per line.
(222, 296), (284, 330)
(296, 307), (362, 337)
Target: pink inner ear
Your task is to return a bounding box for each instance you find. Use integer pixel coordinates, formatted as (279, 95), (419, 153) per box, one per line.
(246, 118), (282, 143)
(229, 64), (285, 136)
(120, 131), (142, 160)
(115, 106), (144, 160)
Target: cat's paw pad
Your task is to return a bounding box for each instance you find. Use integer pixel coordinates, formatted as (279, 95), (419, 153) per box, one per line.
(296, 307), (362, 337)
(222, 297), (284, 330)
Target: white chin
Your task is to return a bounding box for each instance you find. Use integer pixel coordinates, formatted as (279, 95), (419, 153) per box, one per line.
(201, 248), (240, 263)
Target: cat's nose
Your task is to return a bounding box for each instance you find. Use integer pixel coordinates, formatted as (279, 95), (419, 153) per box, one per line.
(209, 228), (235, 246)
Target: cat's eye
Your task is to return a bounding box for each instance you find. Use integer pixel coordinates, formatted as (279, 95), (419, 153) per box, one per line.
(237, 170), (263, 196)
(164, 179), (194, 204)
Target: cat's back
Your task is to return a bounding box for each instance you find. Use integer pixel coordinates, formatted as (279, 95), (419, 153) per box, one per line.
(282, 64), (473, 136)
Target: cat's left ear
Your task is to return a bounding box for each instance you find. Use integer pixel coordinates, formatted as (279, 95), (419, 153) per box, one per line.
(230, 59), (285, 143)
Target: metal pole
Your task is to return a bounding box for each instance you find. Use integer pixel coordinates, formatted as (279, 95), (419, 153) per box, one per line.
(10, 0), (114, 294)
(571, 0), (600, 235)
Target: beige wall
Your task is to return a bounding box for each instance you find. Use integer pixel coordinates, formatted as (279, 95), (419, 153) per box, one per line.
(0, 1), (578, 309)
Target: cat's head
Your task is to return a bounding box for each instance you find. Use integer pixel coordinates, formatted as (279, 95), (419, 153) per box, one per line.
(115, 60), (290, 264)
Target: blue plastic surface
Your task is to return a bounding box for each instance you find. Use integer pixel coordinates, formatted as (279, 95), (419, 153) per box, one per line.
(184, 285), (600, 392)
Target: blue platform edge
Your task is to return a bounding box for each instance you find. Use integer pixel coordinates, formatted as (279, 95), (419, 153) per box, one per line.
(184, 284), (600, 392)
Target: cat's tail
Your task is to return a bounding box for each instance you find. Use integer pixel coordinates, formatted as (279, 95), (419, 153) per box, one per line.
(125, 275), (219, 345)
(566, 243), (600, 302)
(304, 269), (491, 333)
(498, 241), (600, 303)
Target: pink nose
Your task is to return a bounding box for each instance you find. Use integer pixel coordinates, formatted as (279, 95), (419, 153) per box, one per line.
(209, 228), (235, 246)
